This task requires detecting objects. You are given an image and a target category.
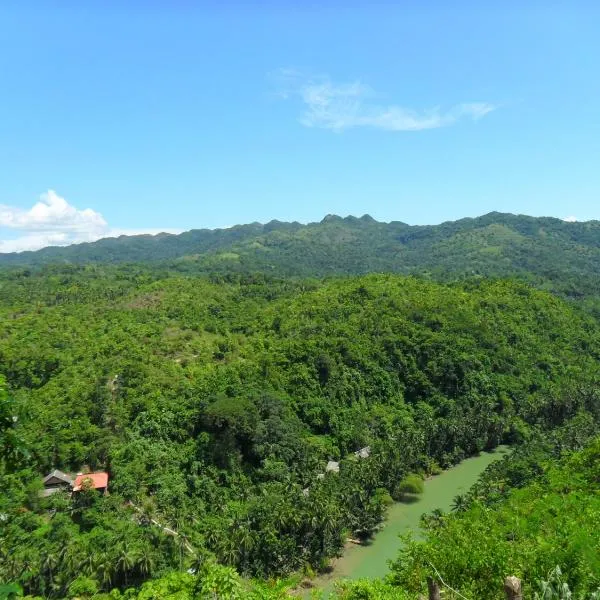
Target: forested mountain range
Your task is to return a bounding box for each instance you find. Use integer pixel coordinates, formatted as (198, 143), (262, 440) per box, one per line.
(2, 212), (600, 299)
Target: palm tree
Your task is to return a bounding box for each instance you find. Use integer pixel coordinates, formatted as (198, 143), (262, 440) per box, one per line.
(41, 551), (59, 588)
(136, 545), (155, 578)
(219, 535), (241, 567)
(116, 543), (135, 587)
(451, 493), (469, 513)
(76, 551), (95, 578)
(235, 523), (255, 572)
(420, 508), (445, 529)
(204, 517), (222, 550)
(94, 552), (114, 590)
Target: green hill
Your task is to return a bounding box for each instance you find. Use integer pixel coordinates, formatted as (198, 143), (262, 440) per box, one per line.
(2, 212), (600, 300)
(2, 269), (600, 597)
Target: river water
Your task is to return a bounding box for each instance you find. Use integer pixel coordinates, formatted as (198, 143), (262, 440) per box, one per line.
(305, 446), (509, 596)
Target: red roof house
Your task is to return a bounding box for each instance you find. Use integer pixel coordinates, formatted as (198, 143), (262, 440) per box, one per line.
(72, 472), (109, 494)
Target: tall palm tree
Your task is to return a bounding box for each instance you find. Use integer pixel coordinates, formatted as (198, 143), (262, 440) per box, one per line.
(76, 551), (95, 578)
(219, 535), (241, 567)
(116, 543), (135, 587)
(41, 551), (59, 589)
(94, 553), (114, 591)
(235, 523), (255, 572)
(136, 545), (155, 578)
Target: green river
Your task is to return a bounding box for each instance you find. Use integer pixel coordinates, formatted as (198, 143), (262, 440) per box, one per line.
(306, 446), (509, 596)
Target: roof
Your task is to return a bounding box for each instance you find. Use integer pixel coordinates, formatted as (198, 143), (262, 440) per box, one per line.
(325, 460), (340, 473)
(43, 470), (73, 486)
(73, 472), (109, 492)
(354, 446), (371, 459)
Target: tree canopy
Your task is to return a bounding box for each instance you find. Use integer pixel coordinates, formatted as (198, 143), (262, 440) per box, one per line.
(1, 265), (600, 598)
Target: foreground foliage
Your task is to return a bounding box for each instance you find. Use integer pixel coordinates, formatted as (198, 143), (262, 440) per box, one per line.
(388, 431), (600, 599)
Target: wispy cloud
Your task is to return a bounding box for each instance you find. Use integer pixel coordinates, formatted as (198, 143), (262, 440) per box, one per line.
(562, 216), (577, 222)
(0, 190), (182, 253)
(272, 69), (497, 132)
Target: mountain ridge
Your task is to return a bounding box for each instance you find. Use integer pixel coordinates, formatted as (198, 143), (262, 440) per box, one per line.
(1, 212), (600, 302)
(2, 211), (598, 260)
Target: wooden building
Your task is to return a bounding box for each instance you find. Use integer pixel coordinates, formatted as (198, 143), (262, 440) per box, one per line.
(41, 470), (73, 497)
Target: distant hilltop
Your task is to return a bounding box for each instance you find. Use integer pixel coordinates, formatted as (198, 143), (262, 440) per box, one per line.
(1, 212), (599, 299)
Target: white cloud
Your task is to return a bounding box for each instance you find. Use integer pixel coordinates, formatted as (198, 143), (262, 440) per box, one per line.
(562, 216), (577, 222)
(272, 69), (497, 132)
(0, 190), (182, 253)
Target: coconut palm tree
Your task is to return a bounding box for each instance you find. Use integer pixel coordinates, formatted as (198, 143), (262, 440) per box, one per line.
(41, 551), (59, 589)
(136, 544), (155, 578)
(451, 493), (470, 513)
(116, 542), (135, 587)
(94, 553), (114, 590)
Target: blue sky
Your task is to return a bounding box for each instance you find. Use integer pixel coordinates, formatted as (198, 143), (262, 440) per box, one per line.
(1, 2), (599, 251)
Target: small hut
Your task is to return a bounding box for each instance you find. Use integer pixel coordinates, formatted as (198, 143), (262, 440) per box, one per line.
(42, 470), (73, 497)
(354, 446), (371, 459)
(325, 460), (340, 474)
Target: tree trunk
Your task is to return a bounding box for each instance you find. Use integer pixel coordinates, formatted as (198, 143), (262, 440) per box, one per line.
(427, 577), (441, 600)
(504, 576), (523, 600)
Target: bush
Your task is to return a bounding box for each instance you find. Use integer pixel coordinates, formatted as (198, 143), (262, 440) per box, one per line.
(68, 576), (99, 598)
(393, 474), (424, 500)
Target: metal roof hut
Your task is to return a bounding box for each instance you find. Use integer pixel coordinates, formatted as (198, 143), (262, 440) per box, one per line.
(325, 460), (340, 474)
(42, 470), (73, 497)
(354, 446), (371, 459)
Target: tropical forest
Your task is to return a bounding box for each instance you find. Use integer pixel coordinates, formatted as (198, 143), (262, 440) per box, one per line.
(1, 212), (600, 599)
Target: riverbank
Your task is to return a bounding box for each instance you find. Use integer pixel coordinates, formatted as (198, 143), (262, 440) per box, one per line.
(300, 446), (510, 597)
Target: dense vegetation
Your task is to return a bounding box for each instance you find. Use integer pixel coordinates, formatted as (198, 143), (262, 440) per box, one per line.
(336, 414), (600, 599)
(2, 212), (600, 308)
(1, 264), (600, 598)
